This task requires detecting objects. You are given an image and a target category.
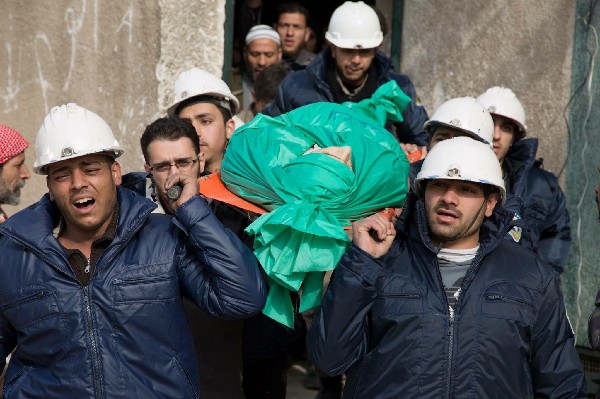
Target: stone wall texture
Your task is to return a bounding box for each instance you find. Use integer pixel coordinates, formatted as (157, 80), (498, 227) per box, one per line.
(0, 0), (225, 211)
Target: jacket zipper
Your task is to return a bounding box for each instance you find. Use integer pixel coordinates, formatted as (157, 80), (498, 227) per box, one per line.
(446, 305), (455, 399)
(83, 285), (104, 398)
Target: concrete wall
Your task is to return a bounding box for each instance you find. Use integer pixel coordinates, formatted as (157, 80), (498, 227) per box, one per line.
(401, 0), (574, 177)
(0, 0), (226, 214)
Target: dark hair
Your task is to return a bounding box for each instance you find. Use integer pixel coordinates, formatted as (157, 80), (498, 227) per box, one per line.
(370, 5), (388, 38)
(140, 117), (200, 163)
(254, 63), (290, 102)
(277, 2), (309, 23)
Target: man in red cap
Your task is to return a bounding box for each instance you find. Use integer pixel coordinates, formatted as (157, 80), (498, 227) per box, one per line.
(0, 124), (30, 222)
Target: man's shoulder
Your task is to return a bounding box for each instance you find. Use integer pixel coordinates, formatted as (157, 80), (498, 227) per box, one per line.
(490, 239), (557, 280)
(281, 68), (316, 88)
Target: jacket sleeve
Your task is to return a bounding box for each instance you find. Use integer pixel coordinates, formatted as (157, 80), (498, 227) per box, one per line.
(536, 172), (571, 273)
(307, 244), (382, 376)
(530, 271), (586, 398)
(0, 312), (17, 372)
(173, 195), (267, 319)
(391, 74), (429, 146)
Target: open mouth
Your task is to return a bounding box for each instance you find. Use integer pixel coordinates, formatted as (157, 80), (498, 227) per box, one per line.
(74, 197), (95, 209)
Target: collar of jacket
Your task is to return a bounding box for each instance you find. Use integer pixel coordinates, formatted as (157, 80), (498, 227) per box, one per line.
(504, 138), (539, 195)
(0, 187), (157, 276)
(306, 47), (393, 92)
(394, 193), (515, 255)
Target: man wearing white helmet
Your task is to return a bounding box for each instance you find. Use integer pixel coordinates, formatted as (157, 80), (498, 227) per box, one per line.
(308, 136), (585, 398)
(0, 103), (266, 399)
(477, 86), (571, 273)
(262, 1), (429, 157)
(166, 68), (299, 399)
(408, 96), (494, 187)
(168, 67), (240, 174)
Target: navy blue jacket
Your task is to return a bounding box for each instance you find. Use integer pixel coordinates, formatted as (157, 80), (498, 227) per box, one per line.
(262, 48), (429, 146)
(504, 138), (571, 273)
(0, 187), (266, 398)
(308, 196), (585, 398)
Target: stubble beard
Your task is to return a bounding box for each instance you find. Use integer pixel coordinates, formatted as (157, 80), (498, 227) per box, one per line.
(0, 179), (23, 206)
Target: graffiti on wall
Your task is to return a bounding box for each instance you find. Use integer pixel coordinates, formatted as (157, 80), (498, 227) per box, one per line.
(0, 0), (156, 163)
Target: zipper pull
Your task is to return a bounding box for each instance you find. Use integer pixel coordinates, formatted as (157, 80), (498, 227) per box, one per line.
(85, 258), (91, 274)
(448, 306), (455, 336)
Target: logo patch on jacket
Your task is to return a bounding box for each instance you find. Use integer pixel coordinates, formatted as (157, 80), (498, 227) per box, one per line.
(508, 213), (523, 243)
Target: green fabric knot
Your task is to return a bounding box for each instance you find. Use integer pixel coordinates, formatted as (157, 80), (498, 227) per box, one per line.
(221, 80), (412, 327)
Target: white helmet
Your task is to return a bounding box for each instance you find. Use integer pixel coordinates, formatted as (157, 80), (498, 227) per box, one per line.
(476, 86), (527, 140)
(167, 67), (240, 117)
(33, 103), (123, 175)
(423, 97), (494, 146)
(325, 1), (383, 49)
(416, 136), (505, 204)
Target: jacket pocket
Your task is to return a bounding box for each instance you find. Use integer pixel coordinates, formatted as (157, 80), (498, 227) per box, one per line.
(480, 282), (536, 325)
(372, 276), (424, 315)
(0, 285), (61, 329)
(3, 364), (33, 399)
(113, 274), (177, 305)
(172, 355), (199, 399)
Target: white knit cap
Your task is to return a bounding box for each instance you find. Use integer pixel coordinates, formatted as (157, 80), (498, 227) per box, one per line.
(245, 24), (281, 46)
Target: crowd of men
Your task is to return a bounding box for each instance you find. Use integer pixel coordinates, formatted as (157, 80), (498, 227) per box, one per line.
(0, 1), (597, 398)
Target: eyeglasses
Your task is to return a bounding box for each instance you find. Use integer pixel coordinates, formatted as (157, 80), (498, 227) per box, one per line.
(149, 157), (199, 173)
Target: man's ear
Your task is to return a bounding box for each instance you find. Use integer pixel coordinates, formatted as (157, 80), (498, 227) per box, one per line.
(112, 161), (122, 185)
(225, 118), (236, 140)
(144, 163), (151, 173)
(484, 192), (499, 217)
(198, 152), (206, 174)
(46, 177), (54, 201)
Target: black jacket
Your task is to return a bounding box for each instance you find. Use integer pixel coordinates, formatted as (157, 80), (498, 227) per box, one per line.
(503, 138), (571, 273)
(0, 187), (265, 398)
(308, 196), (585, 398)
(120, 172), (300, 362)
(262, 47), (429, 146)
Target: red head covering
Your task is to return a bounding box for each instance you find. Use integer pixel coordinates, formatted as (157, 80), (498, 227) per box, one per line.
(0, 124), (29, 165)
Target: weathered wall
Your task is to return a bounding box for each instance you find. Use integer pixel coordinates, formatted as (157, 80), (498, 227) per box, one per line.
(0, 0), (226, 214)
(401, 0), (574, 177)
(563, 0), (600, 347)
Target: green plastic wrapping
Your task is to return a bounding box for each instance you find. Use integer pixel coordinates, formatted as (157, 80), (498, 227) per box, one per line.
(220, 81), (411, 327)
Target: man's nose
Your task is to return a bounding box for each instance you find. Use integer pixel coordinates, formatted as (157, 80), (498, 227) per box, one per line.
(493, 125), (502, 140)
(20, 164), (31, 180)
(440, 186), (459, 205)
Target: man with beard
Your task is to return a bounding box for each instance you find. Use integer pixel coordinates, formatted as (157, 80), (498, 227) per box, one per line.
(242, 24), (282, 112)
(308, 137), (585, 398)
(262, 1), (429, 157)
(0, 124), (30, 223)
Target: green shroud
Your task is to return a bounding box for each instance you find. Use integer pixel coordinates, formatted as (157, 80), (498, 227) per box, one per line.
(221, 81), (411, 327)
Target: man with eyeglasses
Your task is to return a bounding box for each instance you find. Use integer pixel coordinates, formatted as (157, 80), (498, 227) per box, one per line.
(162, 67), (300, 398)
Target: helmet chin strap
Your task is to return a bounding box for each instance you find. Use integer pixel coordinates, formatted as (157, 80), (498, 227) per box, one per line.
(435, 193), (490, 253)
